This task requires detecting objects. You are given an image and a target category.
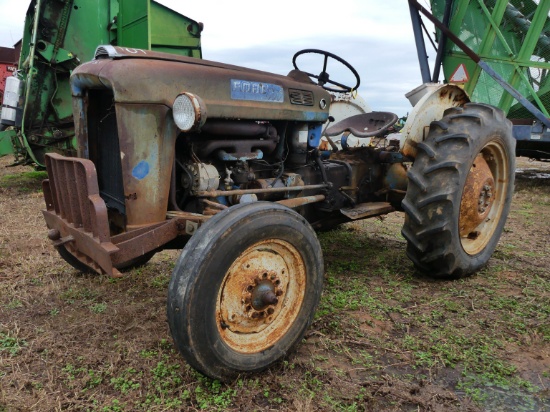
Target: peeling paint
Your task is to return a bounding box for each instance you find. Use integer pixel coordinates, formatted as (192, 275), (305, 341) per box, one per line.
(132, 161), (150, 180)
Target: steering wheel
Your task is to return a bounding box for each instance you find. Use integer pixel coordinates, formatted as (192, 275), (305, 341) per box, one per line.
(292, 49), (360, 93)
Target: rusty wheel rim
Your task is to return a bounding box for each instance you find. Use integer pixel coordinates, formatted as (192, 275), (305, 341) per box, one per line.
(216, 239), (306, 354)
(459, 141), (509, 255)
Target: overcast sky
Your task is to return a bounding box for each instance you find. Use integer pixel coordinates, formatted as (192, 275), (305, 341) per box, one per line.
(0, 0), (434, 117)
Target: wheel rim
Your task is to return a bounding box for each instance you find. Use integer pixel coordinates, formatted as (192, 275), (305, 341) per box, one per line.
(459, 140), (509, 255)
(216, 239), (307, 353)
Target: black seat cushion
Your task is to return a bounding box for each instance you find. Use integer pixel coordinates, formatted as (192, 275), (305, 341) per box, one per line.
(325, 112), (398, 138)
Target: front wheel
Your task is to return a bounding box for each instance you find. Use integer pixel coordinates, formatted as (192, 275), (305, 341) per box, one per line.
(401, 103), (515, 278)
(167, 202), (324, 381)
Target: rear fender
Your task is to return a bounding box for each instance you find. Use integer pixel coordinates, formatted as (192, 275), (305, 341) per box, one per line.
(400, 83), (470, 159)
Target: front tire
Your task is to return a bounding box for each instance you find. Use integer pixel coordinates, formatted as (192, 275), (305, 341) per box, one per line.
(401, 103), (515, 278)
(167, 202), (324, 381)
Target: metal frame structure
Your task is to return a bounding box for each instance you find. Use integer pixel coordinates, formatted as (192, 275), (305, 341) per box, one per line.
(409, 0), (550, 159)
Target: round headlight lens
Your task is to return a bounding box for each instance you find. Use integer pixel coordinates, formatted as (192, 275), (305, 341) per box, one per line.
(173, 94), (196, 131)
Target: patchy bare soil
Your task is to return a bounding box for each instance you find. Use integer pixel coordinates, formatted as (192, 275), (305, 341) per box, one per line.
(0, 155), (549, 411)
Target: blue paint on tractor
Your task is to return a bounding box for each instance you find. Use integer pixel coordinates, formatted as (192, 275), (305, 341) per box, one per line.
(217, 196), (229, 206)
(132, 161), (150, 180)
(307, 124), (323, 148)
(303, 111), (329, 122)
(230, 80), (284, 103)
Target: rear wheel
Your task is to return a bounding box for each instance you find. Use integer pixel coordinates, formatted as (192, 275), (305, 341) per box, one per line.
(401, 103), (515, 278)
(167, 202), (324, 381)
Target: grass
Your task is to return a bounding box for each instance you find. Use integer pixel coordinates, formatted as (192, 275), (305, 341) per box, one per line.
(0, 170), (47, 193)
(316, 224), (549, 400)
(1, 155), (549, 411)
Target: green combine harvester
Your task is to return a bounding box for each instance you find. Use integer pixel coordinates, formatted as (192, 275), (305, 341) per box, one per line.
(0, 0), (202, 166)
(410, 0), (550, 160)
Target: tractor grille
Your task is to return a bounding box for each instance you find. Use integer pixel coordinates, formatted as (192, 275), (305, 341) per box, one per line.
(87, 90), (126, 215)
(43, 153), (110, 242)
(289, 89), (314, 106)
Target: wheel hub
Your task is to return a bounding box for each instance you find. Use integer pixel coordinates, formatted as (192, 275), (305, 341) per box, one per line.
(459, 154), (495, 237)
(244, 272), (284, 319)
(250, 277), (278, 308)
(215, 239), (306, 353)
(477, 183), (493, 214)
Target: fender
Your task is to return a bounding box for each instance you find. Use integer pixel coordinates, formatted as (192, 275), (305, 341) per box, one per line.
(400, 83), (470, 159)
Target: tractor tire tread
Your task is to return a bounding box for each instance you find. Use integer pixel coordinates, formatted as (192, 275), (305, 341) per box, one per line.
(401, 103), (515, 278)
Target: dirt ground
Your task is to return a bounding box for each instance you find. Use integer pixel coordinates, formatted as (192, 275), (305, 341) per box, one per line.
(0, 154), (549, 411)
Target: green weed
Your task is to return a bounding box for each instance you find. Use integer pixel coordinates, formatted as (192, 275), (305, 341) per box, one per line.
(90, 302), (107, 314)
(5, 299), (23, 309)
(194, 375), (237, 410)
(0, 331), (26, 356)
(110, 368), (142, 394)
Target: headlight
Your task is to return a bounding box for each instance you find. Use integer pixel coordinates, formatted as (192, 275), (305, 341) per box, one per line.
(173, 92), (206, 132)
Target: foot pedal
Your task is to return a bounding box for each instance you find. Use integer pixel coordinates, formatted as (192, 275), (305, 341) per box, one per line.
(341, 202), (394, 220)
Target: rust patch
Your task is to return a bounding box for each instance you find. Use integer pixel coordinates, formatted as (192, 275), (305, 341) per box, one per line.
(216, 239), (306, 354)
(459, 154), (494, 237)
(42, 153), (183, 276)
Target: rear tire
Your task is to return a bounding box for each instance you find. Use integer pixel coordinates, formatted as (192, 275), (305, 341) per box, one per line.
(167, 202), (324, 381)
(401, 103), (515, 278)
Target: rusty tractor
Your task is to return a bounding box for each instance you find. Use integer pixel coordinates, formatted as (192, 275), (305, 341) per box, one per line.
(41, 46), (515, 381)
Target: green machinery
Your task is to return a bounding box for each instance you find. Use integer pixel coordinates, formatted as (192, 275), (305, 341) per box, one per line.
(410, 0), (550, 160)
(0, 0), (202, 166)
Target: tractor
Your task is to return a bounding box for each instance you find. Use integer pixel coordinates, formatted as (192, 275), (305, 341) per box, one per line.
(40, 10), (515, 381)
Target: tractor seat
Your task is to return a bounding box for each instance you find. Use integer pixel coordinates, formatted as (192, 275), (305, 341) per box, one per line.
(325, 111), (398, 138)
